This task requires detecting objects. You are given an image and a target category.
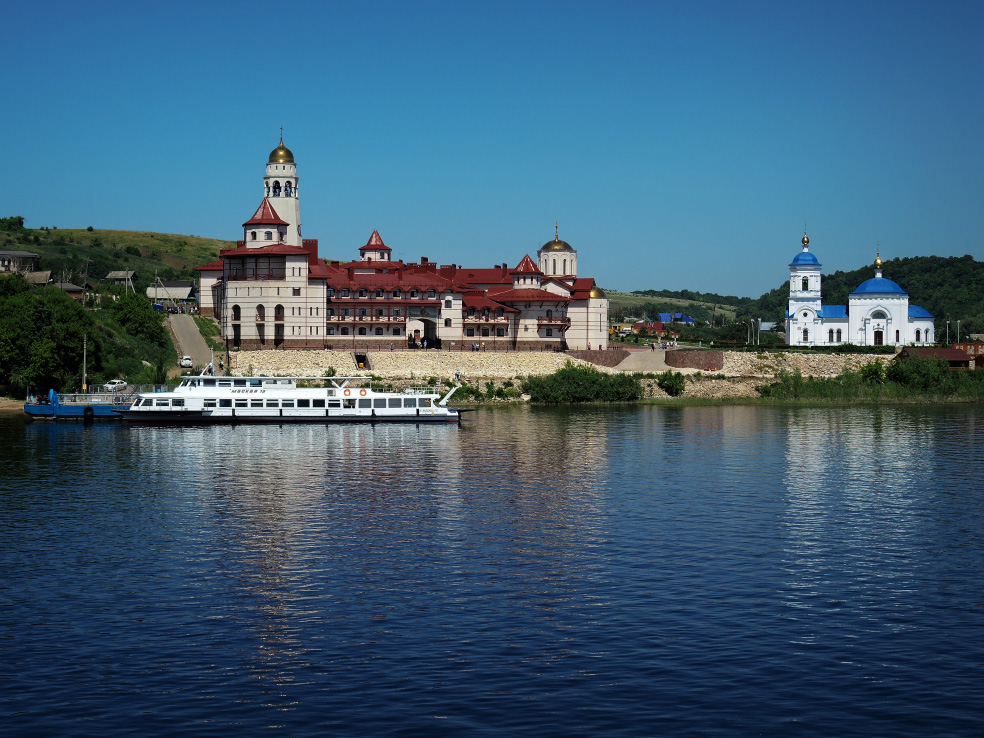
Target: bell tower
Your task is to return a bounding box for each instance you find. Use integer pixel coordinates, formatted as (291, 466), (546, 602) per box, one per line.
(263, 129), (302, 246)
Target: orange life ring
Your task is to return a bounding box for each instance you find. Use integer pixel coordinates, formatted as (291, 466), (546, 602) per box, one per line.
(359, 389), (367, 396)
(343, 389), (351, 396)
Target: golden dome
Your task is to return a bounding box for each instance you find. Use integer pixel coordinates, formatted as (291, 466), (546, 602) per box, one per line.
(874, 251), (882, 269)
(802, 234), (810, 247)
(541, 222), (574, 252)
(269, 133), (294, 164)
(589, 285), (607, 299)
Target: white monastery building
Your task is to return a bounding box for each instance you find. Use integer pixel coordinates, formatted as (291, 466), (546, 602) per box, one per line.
(198, 137), (609, 351)
(786, 233), (935, 347)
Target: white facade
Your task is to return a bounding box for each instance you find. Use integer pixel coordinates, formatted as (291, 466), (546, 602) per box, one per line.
(786, 235), (934, 347)
(264, 136), (302, 246)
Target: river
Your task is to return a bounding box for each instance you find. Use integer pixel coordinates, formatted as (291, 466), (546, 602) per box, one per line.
(1, 405), (981, 737)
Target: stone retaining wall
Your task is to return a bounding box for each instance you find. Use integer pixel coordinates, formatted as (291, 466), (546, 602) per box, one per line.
(569, 349), (630, 368)
(230, 349), (598, 379)
(665, 349), (724, 371)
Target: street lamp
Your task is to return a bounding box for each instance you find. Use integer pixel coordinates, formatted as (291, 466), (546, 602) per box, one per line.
(946, 318), (950, 344)
(957, 320), (961, 344)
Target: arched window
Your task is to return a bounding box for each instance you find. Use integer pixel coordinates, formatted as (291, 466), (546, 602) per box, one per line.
(375, 328), (384, 335)
(410, 290), (418, 298)
(836, 329), (842, 342)
(251, 231), (257, 240)
(232, 304), (241, 321)
(256, 304), (265, 322)
(546, 309), (553, 318)
(359, 289), (367, 297)
(563, 259), (567, 273)
(264, 231), (272, 240)
(872, 310), (887, 319)
(552, 258), (557, 273)
(802, 277), (809, 290)
(272, 180), (281, 196)
(916, 329), (921, 342)
(275, 304), (284, 321)
(358, 327), (367, 335)
(803, 328), (809, 342)
(829, 329), (834, 342)
(428, 289), (436, 298)
(284, 181), (292, 196)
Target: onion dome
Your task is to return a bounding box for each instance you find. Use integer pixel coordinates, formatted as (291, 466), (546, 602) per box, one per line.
(589, 285), (607, 299)
(541, 222), (574, 252)
(874, 251), (883, 269)
(269, 133), (294, 164)
(790, 230), (820, 266)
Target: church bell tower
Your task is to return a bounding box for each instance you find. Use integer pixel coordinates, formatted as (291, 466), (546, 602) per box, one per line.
(263, 130), (302, 246)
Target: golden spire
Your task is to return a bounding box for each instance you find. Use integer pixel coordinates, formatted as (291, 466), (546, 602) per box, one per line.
(555, 221), (559, 240)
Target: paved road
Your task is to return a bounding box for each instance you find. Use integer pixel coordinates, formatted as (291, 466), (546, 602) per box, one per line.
(168, 314), (214, 373)
(614, 348), (670, 372)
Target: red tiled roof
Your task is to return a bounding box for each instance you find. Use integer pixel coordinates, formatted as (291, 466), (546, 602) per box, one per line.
(461, 294), (519, 312)
(196, 260), (224, 271)
(487, 287), (570, 302)
(220, 244), (309, 256)
(243, 199), (289, 227)
(511, 254), (541, 274)
(359, 229), (391, 251)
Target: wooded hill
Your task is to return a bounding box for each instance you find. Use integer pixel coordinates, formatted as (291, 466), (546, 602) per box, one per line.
(1, 216), (233, 292)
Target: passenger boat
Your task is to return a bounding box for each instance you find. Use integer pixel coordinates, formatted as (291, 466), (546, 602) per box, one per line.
(117, 375), (465, 423)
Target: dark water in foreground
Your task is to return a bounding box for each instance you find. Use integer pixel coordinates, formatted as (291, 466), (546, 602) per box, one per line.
(1, 405), (982, 737)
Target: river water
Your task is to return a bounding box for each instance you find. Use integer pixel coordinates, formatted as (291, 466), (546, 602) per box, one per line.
(1, 405), (982, 737)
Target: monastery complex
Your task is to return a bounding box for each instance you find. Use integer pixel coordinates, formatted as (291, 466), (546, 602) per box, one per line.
(198, 137), (610, 351)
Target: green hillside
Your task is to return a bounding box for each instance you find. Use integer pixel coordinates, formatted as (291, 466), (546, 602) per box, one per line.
(605, 290), (738, 326)
(1, 216), (233, 290)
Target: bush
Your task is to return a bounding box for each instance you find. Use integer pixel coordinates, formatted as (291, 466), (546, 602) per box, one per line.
(656, 370), (686, 397)
(522, 362), (642, 403)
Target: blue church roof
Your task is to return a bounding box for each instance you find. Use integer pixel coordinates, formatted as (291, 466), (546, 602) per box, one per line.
(818, 305), (848, 319)
(908, 305), (933, 319)
(790, 251), (820, 267)
(851, 277), (907, 295)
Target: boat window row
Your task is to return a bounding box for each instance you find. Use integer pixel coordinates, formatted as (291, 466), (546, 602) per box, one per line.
(137, 397), (433, 409)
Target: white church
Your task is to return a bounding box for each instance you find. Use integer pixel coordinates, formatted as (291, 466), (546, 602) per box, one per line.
(786, 233), (935, 347)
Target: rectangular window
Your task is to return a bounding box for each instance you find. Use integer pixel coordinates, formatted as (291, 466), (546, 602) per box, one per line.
(204, 399), (217, 408)
(293, 288), (301, 296)
(266, 399), (279, 408)
(546, 328), (553, 337)
(388, 398), (402, 408)
(328, 400), (341, 408)
(393, 328), (401, 336)
(341, 328), (349, 335)
(281, 400), (294, 408)
(298, 399), (310, 408)
(328, 328), (335, 335)
(155, 399), (170, 407)
(219, 399), (232, 408)
(466, 328), (475, 337)
(404, 398), (417, 408)
(251, 399), (264, 408)
(374, 399), (386, 409)
(445, 299), (452, 308)
(445, 318), (452, 327)
(496, 328), (505, 337)
(358, 399), (371, 409)
(235, 399), (248, 407)
(313, 399), (325, 408)
(172, 398), (185, 407)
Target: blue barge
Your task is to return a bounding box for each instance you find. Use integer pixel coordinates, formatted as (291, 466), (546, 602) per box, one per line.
(25, 389), (129, 421)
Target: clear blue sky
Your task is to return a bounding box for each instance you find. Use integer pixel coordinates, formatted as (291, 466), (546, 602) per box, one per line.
(5, 1), (983, 297)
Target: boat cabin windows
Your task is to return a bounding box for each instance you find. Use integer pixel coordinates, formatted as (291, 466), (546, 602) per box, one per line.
(172, 399), (185, 407)
(297, 399), (310, 408)
(219, 399), (232, 408)
(374, 399), (386, 409)
(282, 400), (294, 408)
(328, 400), (341, 408)
(251, 400), (264, 408)
(403, 398), (417, 408)
(313, 399), (325, 408)
(235, 399), (248, 408)
(388, 399), (402, 408)
(204, 399), (217, 408)
(358, 399), (371, 408)
(155, 399), (170, 407)
(266, 400), (279, 408)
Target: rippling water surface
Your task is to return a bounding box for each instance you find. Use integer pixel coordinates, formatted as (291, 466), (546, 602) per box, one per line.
(2, 405), (982, 737)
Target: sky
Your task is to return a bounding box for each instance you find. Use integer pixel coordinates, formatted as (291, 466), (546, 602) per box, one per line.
(4, 0), (983, 298)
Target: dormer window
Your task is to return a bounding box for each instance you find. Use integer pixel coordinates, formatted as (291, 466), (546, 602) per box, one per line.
(428, 289), (436, 298)
(359, 289), (367, 297)
(341, 288), (350, 297)
(265, 231), (272, 240)
(376, 288), (383, 297)
(410, 289), (418, 298)
(393, 289), (401, 298)
(327, 288), (335, 298)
